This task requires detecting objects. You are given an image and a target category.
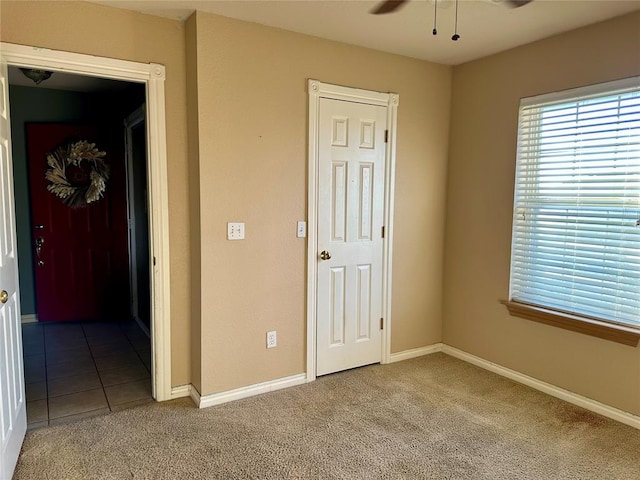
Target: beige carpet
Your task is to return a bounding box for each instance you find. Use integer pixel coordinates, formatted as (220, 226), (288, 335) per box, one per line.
(15, 354), (640, 479)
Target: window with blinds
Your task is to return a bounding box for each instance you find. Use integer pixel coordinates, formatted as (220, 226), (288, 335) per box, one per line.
(509, 78), (640, 329)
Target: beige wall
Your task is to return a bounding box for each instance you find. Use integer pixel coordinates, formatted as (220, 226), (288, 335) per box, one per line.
(0, 1), (192, 386)
(7, 0), (634, 416)
(185, 15), (202, 394)
(190, 12), (451, 394)
(444, 12), (640, 415)
(1, 1), (451, 398)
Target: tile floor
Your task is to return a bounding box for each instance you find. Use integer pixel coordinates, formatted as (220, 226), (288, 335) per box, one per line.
(22, 320), (152, 429)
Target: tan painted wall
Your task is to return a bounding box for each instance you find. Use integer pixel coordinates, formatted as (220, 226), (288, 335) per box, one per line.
(191, 12), (451, 394)
(0, 1), (192, 386)
(2, 0), (636, 415)
(185, 15), (202, 394)
(444, 12), (640, 415)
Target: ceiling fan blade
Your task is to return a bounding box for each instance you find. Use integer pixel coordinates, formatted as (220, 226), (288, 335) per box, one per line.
(505, 0), (534, 7)
(371, 0), (408, 15)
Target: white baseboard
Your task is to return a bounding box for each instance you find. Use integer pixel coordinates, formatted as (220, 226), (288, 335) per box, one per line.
(170, 344), (639, 430)
(388, 343), (443, 363)
(170, 384), (192, 400)
(198, 373), (306, 409)
(21, 314), (37, 324)
(169, 384), (202, 408)
(190, 385), (201, 406)
(441, 345), (640, 430)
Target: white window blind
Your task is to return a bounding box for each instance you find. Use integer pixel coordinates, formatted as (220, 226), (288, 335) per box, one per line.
(510, 78), (640, 329)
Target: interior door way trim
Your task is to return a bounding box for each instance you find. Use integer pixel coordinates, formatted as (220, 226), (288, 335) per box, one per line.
(0, 42), (172, 401)
(306, 79), (399, 382)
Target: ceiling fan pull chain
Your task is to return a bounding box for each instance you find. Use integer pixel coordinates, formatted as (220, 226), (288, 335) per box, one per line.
(432, 0), (438, 35)
(452, 0), (461, 41)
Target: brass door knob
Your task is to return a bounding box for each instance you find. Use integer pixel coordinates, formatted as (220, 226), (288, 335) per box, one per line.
(0, 290), (8, 304)
(319, 250), (332, 261)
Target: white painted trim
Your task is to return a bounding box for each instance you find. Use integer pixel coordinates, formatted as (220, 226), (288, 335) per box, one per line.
(381, 92), (399, 365)
(442, 345), (640, 430)
(145, 63), (171, 402)
(306, 79), (399, 382)
(306, 80), (319, 383)
(308, 81), (391, 107)
(190, 385), (201, 407)
(0, 44), (152, 82)
(0, 42), (172, 402)
(20, 314), (37, 324)
(170, 384), (192, 400)
(388, 343), (443, 363)
(198, 374), (307, 409)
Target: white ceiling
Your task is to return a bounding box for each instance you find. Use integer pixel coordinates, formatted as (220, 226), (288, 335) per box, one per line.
(89, 0), (640, 65)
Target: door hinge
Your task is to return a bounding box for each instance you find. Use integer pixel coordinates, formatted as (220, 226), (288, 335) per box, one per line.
(384, 130), (389, 143)
(153, 256), (156, 266)
(380, 318), (384, 330)
(381, 226), (385, 238)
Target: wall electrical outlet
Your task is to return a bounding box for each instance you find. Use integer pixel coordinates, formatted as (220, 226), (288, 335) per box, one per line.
(266, 330), (277, 348)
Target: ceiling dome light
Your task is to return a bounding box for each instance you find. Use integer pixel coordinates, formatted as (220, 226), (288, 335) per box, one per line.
(19, 68), (54, 85)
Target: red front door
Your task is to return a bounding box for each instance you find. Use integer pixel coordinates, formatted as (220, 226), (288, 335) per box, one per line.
(26, 124), (130, 322)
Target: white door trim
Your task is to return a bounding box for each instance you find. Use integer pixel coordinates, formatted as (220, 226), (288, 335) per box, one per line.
(306, 79), (399, 382)
(0, 43), (172, 401)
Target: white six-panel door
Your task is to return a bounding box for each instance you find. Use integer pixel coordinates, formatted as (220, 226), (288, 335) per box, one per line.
(316, 98), (387, 376)
(0, 59), (27, 480)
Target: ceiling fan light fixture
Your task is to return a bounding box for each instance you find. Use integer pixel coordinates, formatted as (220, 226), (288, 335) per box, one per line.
(372, 0), (535, 43)
(506, 0), (534, 7)
(490, 0), (534, 7)
(19, 68), (54, 85)
(432, 0), (438, 35)
(451, 0), (460, 42)
(370, 0), (407, 15)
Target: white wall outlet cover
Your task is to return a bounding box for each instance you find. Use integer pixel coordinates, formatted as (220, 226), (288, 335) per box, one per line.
(297, 221), (307, 238)
(267, 330), (277, 348)
(227, 222), (245, 240)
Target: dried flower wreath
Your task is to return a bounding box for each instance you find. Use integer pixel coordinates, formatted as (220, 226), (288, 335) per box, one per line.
(45, 140), (109, 208)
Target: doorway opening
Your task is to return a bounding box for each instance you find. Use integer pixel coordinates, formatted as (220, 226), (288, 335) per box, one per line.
(9, 68), (154, 427)
(1, 43), (172, 438)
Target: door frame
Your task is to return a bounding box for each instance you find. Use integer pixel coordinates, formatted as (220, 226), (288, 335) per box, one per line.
(124, 104), (147, 333)
(306, 79), (399, 382)
(0, 43), (172, 401)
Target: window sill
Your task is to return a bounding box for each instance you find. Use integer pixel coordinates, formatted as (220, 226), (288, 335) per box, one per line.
(500, 300), (640, 347)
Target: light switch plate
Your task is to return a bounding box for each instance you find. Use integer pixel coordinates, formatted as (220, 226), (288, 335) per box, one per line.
(227, 222), (245, 240)
(297, 221), (306, 238)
